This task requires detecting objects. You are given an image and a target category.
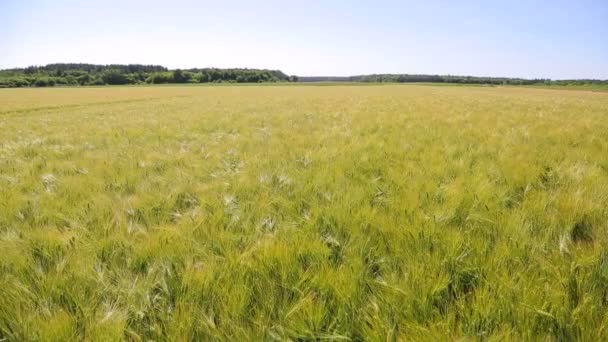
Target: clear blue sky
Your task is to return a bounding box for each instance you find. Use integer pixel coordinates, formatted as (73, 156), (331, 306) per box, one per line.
(2, 0), (607, 79)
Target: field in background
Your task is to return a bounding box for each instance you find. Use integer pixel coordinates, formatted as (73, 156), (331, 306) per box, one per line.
(1, 85), (608, 340)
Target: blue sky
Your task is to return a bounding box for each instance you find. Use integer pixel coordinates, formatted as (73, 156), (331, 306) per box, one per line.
(2, 0), (607, 79)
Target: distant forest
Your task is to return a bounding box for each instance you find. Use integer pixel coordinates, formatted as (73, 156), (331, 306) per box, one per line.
(0, 63), (606, 87)
(0, 63), (293, 87)
(298, 75), (608, 86)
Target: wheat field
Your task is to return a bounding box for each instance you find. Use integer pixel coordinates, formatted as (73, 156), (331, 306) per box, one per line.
(1, 85), (608, 340)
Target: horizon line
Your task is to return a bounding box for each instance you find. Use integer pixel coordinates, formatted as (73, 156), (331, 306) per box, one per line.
(1, 62), (607, 82)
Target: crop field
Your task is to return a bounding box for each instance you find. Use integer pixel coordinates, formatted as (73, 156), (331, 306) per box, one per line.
(1, 85), (608, 340)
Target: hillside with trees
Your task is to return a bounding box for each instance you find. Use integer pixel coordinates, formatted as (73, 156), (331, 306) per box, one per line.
(0, 63), (292, 87)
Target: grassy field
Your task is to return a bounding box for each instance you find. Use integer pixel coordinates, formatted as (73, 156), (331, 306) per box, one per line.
(522, 84), (608, 93)
(1, 85), (608, 340)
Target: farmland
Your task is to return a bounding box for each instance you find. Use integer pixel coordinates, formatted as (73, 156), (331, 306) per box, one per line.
(1, 85), (608, 340)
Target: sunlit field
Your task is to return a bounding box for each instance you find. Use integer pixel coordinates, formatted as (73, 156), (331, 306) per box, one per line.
(1, 85), (608, 340)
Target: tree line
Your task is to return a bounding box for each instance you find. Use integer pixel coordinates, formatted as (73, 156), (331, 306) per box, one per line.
(297, 74), (608, 86)
(0, 63), (293, 87)
(1, 64), (605, 87)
